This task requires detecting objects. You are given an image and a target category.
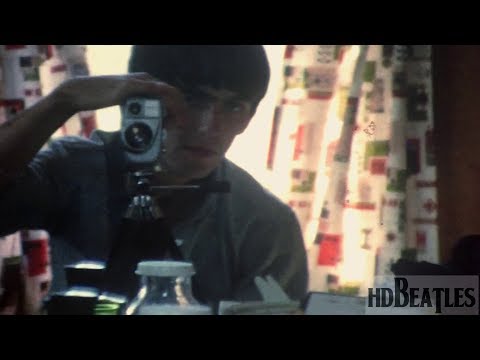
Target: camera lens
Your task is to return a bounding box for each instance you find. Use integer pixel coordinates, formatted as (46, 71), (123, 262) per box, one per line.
(128, 102), (142, 115)
(124, 123), (153, 151)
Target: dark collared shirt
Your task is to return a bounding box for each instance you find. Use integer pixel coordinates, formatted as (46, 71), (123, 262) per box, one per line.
(0, 131), (308, 303)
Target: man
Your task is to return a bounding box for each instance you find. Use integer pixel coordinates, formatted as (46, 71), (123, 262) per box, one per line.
(0, 45), (308, 307)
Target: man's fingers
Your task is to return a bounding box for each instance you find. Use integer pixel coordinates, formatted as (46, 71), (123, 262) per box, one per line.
(121, 79), (188, 127)
(128, 72), (156, 81)
(123, 79), (182, 103)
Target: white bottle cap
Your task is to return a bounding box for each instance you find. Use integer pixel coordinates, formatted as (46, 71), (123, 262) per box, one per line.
(135, 261), (196, 277)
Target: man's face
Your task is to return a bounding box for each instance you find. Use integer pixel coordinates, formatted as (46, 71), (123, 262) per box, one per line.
(161, 87), (254, 183)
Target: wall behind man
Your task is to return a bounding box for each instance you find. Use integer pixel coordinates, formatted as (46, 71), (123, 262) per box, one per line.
(86, 45), (132, 131)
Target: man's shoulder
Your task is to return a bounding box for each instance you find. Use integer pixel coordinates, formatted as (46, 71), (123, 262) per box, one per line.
(48, 130), (115, 156)
(223, 159), (293, 219)
(47, 130), (110, 154)
(35, 131), (111, 175)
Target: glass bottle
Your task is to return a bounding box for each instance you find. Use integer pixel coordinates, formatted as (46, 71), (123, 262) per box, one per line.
(125, 261), (212, 315)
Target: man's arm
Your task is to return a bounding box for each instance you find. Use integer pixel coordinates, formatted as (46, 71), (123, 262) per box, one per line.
(0, 73), (185, 189)
(0, 89), (73, 188)
(0, 73), (187, 237)
(233, 207), (309, 302)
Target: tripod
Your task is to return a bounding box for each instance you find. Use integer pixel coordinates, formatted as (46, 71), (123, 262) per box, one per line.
(124, 170), (230, 222)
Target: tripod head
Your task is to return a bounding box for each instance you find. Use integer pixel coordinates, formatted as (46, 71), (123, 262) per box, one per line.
(123, 170), (230, 222)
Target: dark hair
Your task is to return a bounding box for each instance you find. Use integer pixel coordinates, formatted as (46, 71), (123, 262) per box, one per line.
(128, 45), (270, 109)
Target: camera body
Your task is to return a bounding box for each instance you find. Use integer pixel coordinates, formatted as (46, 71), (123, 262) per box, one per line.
(120, 98), (165, 170)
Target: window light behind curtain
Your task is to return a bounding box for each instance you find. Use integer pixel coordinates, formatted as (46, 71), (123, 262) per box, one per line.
(267, 45), (438, 295)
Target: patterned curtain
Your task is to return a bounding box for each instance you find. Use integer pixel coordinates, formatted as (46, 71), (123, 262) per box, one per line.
(267, 45), (437, 296)
(41, 45), (97, 140)
(0, 45), (96, 314)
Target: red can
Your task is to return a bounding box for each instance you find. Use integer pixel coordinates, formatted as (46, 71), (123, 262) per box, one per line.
(21, 230), (52, 300)
(21, 230), (50, 277)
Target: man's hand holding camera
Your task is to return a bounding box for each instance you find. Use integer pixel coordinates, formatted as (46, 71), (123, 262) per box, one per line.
(52, 73), (187, 125)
